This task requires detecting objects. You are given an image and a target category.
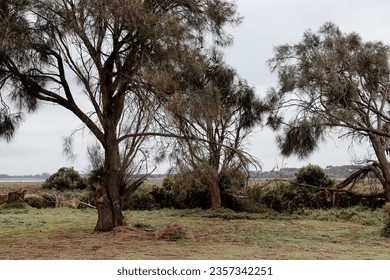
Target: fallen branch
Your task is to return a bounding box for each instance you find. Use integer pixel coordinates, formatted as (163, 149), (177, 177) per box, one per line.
(276, 179), (385, 199)
(122, 166), (157, 201)
(76, 201), (97, 209)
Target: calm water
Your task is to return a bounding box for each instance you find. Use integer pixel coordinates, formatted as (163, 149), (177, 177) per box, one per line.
(0, 178), (45, 183)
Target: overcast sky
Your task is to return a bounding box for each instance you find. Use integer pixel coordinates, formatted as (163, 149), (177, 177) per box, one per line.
(2, 0), (390, 175)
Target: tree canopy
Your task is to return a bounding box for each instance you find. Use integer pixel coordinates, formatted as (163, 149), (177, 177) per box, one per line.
(0, 0), (240, 231)
(268, 22), (390, 200)
(163, 50), (267, 208)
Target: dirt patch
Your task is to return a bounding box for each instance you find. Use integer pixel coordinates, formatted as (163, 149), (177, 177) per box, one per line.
(0, 225), (159, 259)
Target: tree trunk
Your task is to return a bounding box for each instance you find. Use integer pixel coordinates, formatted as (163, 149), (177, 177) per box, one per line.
(384, 183), (390, 201)
(370, 134), (390, 201)
(209, 169), (221, 209)
(94, 138), (124, 232)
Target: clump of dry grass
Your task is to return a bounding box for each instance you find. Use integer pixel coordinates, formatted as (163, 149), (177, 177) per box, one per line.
(155, 222), (188, 241)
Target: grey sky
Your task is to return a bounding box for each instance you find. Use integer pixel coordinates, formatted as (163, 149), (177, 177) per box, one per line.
(1, 0), (390, 175)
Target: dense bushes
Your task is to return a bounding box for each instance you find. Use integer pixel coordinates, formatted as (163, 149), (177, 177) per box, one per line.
(239, 181), (329, 213)
(124, 187), (156, 210)
(42, 167), (88, 191)
(40, 164), (385, 217)
(238, 165), (334, 213)
(294, 164), (335, 187)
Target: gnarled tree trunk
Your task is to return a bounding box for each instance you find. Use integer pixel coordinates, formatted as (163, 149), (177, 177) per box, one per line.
(209, 170), (221, 209)
(370, 134), (390, 201)
(94, 136), (124, 232)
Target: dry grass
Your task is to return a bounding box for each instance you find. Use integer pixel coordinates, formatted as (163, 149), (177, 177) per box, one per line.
(1, 182), (389, 260)
(0, 182), (43, 194)
(0, 182), (92, 208)
(156, 222), (189, 241)
(0, 206), (389, 260)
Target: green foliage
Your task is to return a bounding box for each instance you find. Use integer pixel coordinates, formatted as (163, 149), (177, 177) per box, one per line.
(125, 187), (157, 210)
(42, 167), (87, 191)
(294, 164), (334, 187)
(241, 181), (330, 213)
(154, 169), (248, 210)
(150, 179), (175, 209)
(154, 174), (210, 209)
(268, 23), (390, 160)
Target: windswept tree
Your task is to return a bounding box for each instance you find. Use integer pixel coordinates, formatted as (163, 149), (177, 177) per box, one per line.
(267, 22), (390, 200)
(163, 50), (267, 209)
(0, 0), (240, 231)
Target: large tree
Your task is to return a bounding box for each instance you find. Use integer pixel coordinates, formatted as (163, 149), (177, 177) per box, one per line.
(163, 50), (266, 209)
(0, 0), (239, 231)
(267, 23), (390, 200)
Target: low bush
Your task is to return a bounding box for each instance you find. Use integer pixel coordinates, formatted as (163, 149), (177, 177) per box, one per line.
(42, 167), (88, 191)
(125, 187), (157, 210)
(295, 164), (335, 187)
(153, 175), (210, 209)
(243, 181), (330, 213)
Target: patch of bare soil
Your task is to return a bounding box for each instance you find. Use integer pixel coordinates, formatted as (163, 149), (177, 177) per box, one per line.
(0, 226), (158, 259)
(0, 220), (252, 259)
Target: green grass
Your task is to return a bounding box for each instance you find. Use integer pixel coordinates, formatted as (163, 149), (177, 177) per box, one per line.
(0, 205), (389, 259)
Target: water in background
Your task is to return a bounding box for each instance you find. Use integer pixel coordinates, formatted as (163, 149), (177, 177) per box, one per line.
(0, 178), (45, 183)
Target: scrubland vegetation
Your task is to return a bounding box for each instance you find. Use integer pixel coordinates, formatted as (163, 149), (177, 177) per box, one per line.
(1, 179), (390, 259)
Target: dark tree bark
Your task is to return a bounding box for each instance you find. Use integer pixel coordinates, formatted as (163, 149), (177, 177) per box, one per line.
(93, 128), (124, 231)
(209, 169), (221, 209)
(370, 134), (390, 201)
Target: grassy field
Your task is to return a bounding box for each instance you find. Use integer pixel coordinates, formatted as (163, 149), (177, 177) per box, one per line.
(1, 182), (390, 259)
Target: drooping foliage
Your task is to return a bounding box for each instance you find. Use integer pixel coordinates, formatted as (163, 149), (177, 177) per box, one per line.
(163, 50), (268, 208)
(268, 22), (390, 201)
(0, 0), (240, 231)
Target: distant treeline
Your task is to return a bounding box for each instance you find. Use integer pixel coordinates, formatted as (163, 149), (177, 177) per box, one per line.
(0, 165), (363, 181)
(0, 173), (50, 179)
(251, 165), (362, 180)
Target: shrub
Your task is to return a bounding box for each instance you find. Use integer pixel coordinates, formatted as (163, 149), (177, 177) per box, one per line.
(155, 168), (248, 210)
(155, 174), (210, 209)
(295, 164), (334, 187)
(150, 184), (174, 209)
(243, 181), (329, 213)
(125, 187), (157, 210)
(42, 167), (87, 191)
